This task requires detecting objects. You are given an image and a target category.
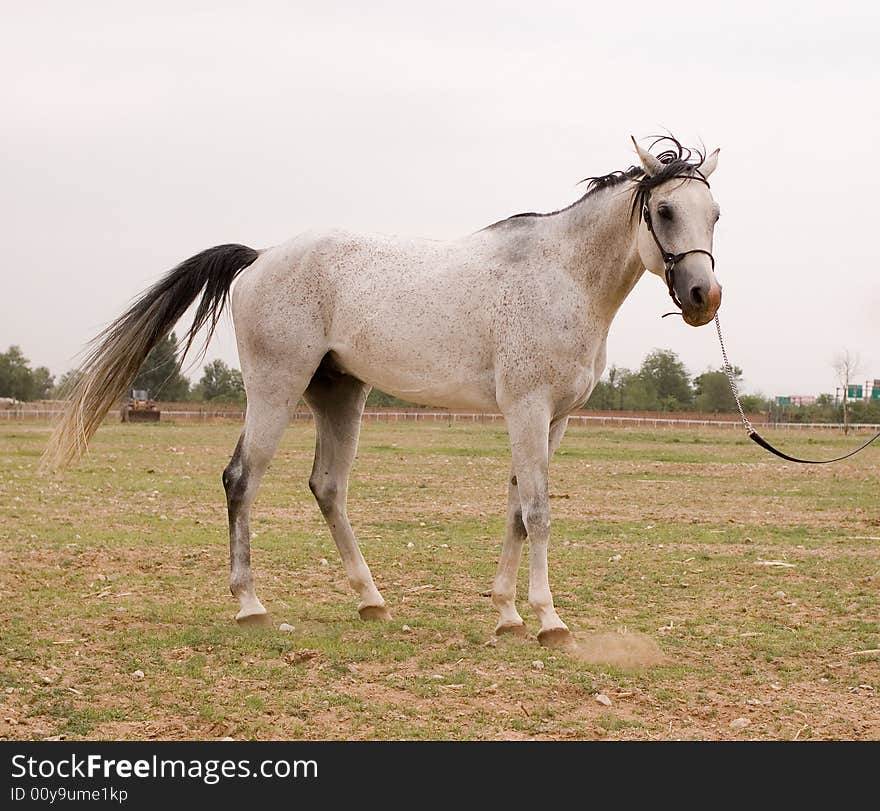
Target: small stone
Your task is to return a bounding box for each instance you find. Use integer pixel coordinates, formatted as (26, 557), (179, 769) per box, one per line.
(594, 693), (612, 707)
(770, 683), (782, 691)
(159, 514), (168, 521)
(402, 625), (412, 632)
(608, 554), (622, 563)
(132, 670), (145, 680)
(278, 623), (295, 633)
(531, 660), (545, 670)
(407, 542), (414, 548)
(319, 558), (329, 567)
(773, 590), (786, 599)
(284, 650), (319, 665)
(729, 717), (750, 730)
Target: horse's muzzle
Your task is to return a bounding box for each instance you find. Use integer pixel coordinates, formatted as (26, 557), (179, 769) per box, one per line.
(681, 279), (722, 326)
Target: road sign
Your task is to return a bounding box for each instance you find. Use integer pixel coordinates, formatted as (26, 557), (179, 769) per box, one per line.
(776, 396), (791, 406)
(847, 385), (863, 399)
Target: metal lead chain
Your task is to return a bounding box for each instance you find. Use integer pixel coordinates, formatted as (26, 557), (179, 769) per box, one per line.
(714, 313), (754, 435)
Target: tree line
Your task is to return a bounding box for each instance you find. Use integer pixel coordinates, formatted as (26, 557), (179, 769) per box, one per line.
(586, 349), (769, 413)
(0, 334), (246, 405)
(0, 341), (774, 411)
(4, 339), (876, 422)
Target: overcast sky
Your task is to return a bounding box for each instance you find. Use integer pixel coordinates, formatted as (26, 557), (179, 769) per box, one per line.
(2, 1), (878, 399)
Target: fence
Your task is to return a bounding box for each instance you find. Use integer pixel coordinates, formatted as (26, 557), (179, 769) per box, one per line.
(2, 407), (879, 432)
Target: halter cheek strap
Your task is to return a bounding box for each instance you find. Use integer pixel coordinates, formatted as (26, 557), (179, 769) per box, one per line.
(641, 175), (715, 310)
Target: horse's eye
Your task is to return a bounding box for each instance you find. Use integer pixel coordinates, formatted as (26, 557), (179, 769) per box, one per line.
(657, 205), (673, 221)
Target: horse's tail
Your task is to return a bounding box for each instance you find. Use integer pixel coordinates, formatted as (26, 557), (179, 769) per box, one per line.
(42, 244), (260, 471)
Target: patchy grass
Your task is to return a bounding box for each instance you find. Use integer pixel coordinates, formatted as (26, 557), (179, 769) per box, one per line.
(0, 420), (878, 740)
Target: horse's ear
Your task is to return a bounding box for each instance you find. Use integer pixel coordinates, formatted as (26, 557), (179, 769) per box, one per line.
(701, 147), (720, 178)
(631, 136), (663, 176)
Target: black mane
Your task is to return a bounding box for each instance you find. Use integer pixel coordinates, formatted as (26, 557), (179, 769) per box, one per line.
(483, 135), (707, 230)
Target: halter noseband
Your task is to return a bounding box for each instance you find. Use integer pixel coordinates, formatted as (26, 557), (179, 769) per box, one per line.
(640, 173), (715, 310)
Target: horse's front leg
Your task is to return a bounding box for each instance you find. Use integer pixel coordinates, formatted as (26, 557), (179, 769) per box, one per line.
(505, 404), (573, 649)
(492, 417), (569, 636)
(491, 469), (528, 635)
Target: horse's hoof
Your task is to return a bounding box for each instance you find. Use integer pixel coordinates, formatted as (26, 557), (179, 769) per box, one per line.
(537, 627), (575, 649)
(235, 611), (273, 629)
(495, 622), (529, 637)
(358, 604), (392, 622)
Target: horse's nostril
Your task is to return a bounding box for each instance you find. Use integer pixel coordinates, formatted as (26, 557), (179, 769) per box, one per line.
(690, 286), (705, 307)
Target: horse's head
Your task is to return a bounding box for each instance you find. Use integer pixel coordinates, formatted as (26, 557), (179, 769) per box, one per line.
(632, 137), (722, 326)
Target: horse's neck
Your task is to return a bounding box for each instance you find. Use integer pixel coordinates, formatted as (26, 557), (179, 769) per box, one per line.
(552, 184), (644, 321)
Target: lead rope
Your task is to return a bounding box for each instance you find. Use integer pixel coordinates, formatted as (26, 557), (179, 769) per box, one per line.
(714, 314), (753, 434)
(713, 313), (880, 464)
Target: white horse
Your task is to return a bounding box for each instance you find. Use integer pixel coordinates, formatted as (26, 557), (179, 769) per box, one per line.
(45, 136), (722, 648)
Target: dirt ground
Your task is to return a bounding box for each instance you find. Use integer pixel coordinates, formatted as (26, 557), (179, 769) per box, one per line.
(0, 420), (877, 740)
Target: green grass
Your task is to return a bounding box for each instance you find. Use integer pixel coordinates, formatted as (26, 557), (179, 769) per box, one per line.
(0, 420), (878, 740)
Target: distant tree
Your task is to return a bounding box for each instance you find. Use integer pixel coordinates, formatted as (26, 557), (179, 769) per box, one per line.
(693, 368), (740, 413)
(132, 332), (190, 401)
(53, 369), (83, 399)
(195, 359), (245, 404)
(586, 379), (614, 409)
(739, 394), (772, 414)
(0, 346), (54, 401)
(638, 349), (692, 410)
(620, 369), (657, 410)
(30, 366), (54, 400)
(833, 349), (861, 434)
(587, 364), (622, 409)
(366, 389), (421, 408)
(586, 364), (625, 410)
(0, 346), (33, 400)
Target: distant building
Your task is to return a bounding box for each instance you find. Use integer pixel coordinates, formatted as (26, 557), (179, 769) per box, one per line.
(775, 395), (817, 406)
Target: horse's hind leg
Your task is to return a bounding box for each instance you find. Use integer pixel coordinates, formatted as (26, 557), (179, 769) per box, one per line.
(304, 371), (390, 621)
(223, 394), (291, 626)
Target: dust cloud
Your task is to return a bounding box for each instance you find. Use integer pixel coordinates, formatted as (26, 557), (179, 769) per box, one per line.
(570, 631), (667, 669)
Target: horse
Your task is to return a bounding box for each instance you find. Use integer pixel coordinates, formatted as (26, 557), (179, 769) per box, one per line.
(44, 135), (722, 648)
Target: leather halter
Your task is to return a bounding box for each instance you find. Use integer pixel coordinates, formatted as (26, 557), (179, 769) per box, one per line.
(640, 173), (715, 310)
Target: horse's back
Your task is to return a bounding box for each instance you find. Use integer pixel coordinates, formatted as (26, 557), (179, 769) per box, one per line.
(229, 227), (504, 409)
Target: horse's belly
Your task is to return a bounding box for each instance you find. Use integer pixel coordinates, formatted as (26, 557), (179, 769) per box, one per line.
(332, 341), (498, 412)
(333, 347), (498, 411)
